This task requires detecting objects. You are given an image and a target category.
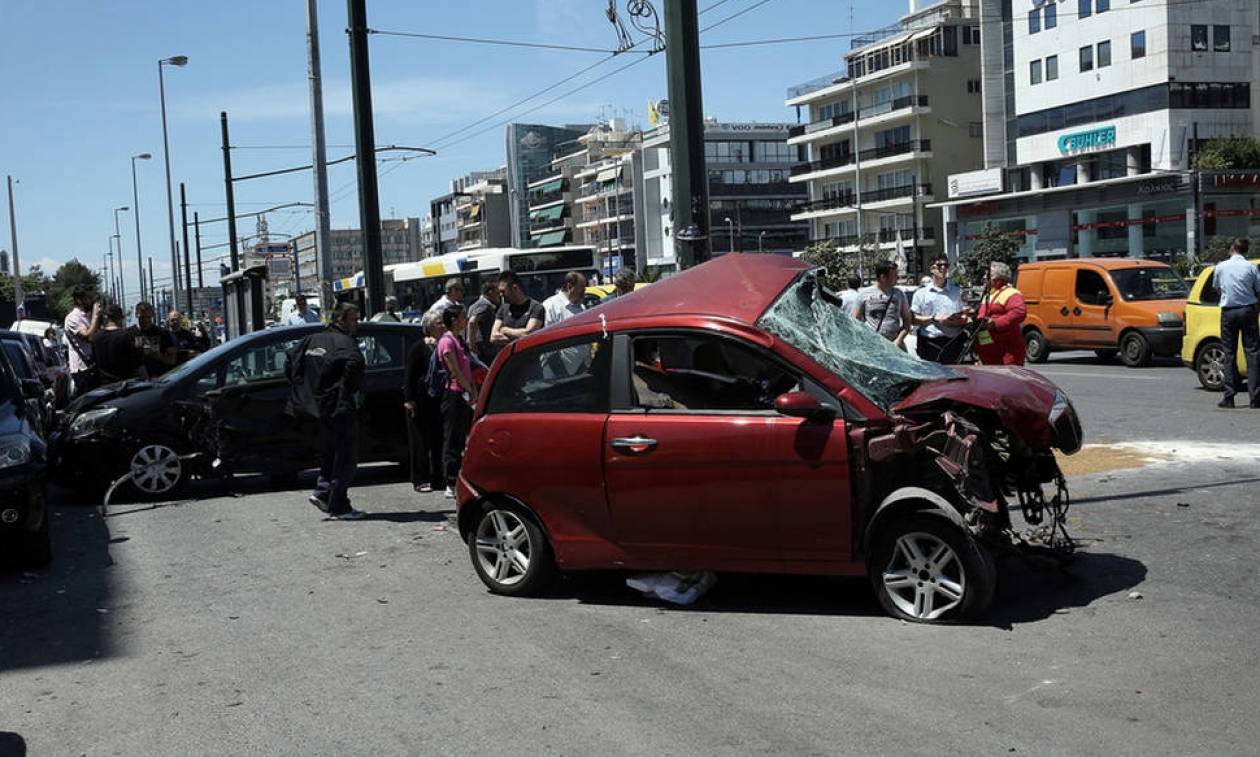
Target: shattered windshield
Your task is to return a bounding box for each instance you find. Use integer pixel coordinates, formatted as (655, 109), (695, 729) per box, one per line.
(757, 270), (961, 411)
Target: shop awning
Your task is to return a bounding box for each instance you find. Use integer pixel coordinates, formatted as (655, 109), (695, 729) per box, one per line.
(596, 166), (621, 183)
(534, 178), (564, 194)
(530, 205), (564, 222)
(466, 203), (482, 221)
(534, 230), (568, 247)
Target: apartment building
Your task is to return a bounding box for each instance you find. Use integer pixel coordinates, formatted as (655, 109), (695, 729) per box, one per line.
(450, 169), (512, 253)
(937, 0), (1260, 261)
(784, 0), (985, 274)
(505, 123), (592, 248)
(292, 217), (423, 289)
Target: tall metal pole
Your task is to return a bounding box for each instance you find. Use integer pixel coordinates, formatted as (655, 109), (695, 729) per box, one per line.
(221, 111), (245, 334)
(148, 257), (155, 308)
(159, 60), (183, 309)
(180, 182), (193, 314)
(307, 0), (334, 309)
(663, 0), (710, 268)
(131, 158), (147, 302)
(113, 207), (128, 309)
(194, 211), (204, 288)
(347, 0), (385, 316)
(6, 176), (21, 312)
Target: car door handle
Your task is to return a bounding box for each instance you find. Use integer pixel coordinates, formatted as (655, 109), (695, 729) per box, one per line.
(610, 436), (658, 455)
(1060, 307), (1070, 316)
(1073, 307), (1082, 316)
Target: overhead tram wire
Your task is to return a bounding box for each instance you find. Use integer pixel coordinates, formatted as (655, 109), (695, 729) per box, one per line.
(699, 0), (777, 33)
(367, 29), (646, 55)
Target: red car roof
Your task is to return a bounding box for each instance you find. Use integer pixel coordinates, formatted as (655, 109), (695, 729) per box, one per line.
(563, 253), (811, 330)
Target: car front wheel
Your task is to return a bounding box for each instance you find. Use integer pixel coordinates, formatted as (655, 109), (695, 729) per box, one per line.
(1120, 331), (1152, 367)
(126, 441), (189, 498)
(469, 501), (556, 597)
(870, 514), (995, 623)
(1195, 340), (1226, 392)
(1024, 329), (1050, 363)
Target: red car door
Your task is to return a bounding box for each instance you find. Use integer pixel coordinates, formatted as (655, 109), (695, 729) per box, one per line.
(603, 332), (852, 567)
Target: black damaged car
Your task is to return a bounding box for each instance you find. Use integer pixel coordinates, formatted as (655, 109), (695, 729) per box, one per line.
(55, 323), (421, 498)
(0, 345), (50, 568)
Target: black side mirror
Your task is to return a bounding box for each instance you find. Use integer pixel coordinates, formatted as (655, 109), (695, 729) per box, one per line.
(20, 378), (43, 399)
(774, 391), (836, 419)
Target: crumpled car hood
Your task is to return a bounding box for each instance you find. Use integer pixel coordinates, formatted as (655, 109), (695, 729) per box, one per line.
(893, 366), (1059, 449)
(65, 380), (156, 414)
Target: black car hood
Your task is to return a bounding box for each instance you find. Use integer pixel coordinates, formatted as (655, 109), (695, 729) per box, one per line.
(66, 380), (157, 413)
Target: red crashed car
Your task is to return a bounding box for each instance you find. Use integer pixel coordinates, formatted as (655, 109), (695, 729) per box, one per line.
(455, 254), (1082, 623)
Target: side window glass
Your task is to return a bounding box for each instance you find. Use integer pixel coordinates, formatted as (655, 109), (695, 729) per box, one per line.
(486, 336), (610, 414)
(1075, 270), (1110, 305)
(1200, 269), (1220, 305)
(629, 335), (801, 412)
(193, 369), (221, 395)
(223, 338), (301, 385)
(358, 334), (403, 369)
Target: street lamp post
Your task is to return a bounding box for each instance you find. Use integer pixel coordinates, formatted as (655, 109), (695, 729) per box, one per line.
(113, 206), (129, 308)
(131, 153), (152, 302)
(6, 176), (21, 314)
(724, 216), (734, 254)
(158, 55), (188, 309)
(759, 230), (766, 253)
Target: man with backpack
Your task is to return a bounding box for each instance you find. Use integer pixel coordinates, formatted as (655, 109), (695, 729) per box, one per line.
(403, 312), (445, 495)
(285, 302), (367, 520)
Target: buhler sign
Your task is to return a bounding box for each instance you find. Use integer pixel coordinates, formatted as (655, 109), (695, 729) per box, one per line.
(1057, 126), (1116, 154)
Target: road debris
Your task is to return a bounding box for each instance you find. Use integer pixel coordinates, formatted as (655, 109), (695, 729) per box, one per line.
(626, 571), (717, 605)
(1128, 591), (1144, 600)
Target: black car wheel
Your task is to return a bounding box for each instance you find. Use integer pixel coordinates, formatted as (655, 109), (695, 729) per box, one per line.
(869, 514), (995, 624)
(1024, 328), (1050, 364)
(1120, 331), (1152, 368)
(469, 501), (556, 597)
(1195, 340), (1226, 392)
(125, 440), (190, 498)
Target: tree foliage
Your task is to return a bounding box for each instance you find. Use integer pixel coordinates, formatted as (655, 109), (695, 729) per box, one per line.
(1194, 136), (1260, 170)
(955, 223), (1021, 288)
(799, 239), (849, 290)
(0, 265), (52, 302)
(1202, 235), (1259, 265)
(47, 260), (103, 320)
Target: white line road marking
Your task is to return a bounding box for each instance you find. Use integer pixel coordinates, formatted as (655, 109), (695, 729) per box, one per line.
(1035, 370), (1162, 381)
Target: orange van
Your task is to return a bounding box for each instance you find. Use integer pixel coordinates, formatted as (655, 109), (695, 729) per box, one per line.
(1014, 258), (1188, 366)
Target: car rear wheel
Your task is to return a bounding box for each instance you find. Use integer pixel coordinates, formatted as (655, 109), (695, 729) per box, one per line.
(1120, 331), (1152, 368)
(869, 514), (995, 623)
(1195, 340), (1226, 392)
(126, 441), (189, 498)
(1024, 329), (1050, 364)
(469, 501), (556, 597)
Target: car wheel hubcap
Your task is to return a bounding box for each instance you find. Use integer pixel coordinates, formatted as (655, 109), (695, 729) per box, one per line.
(882, 532), (966, 620)
(474, 510), (531, 587)
(1201, 346), (1225, 387)
(130, 444), (182, 494)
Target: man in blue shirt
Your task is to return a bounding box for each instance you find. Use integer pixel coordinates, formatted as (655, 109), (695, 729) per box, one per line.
(911, 254), (969, 363)
(287, 293), (322, 326)
(1212, 238), (1260, 408)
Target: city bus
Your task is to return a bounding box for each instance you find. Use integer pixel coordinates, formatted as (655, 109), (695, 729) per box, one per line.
(390, 246), (599, 313)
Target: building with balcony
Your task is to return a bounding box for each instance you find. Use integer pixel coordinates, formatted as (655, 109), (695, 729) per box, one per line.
(525, 170), (575, 249)
(292, 217), (423, 292)
(934, 0), (1260, 263)
(784, 0), (984, 274)
(452, 169), (512, 252)
(637, 120), (810, 271)
(505, 123), (592, 248)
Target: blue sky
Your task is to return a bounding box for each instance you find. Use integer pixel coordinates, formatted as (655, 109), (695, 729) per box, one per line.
(0, 0), (900, 297)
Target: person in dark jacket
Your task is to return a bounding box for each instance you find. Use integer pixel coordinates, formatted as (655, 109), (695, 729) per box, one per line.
(286, 302), (367, 520)
(403, 313), (445, 494)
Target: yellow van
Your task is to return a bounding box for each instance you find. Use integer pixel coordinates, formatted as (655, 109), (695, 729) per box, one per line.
(1181, 259), (1260, 391)
(1016, 258), (1188, 366)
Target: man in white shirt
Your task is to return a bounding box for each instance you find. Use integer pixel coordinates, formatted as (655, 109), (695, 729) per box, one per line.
(369, 296), (402, 322)
(911, 254), (968, 363)
(427, 279), (465, 318)
(543, 271), (587, 326)
(1213, 237), (1260, 408)
(839, 276), (863, 316)
(63, 284), (102, 393)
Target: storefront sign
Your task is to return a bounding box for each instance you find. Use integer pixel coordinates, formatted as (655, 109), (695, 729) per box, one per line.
(948, 167), (1004, 199)
(1137, 180), (1182, 195)
(1203, 171), (1260, 191)
(1057, 126), (1116, 155)
(1071, 213), (1185, 232)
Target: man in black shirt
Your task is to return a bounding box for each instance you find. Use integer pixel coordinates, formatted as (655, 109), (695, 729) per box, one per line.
(490, 271), (544, 347)
(91, 305), (142, 384)
(466, 280), (503, 366)
(130, 302), (176, 379)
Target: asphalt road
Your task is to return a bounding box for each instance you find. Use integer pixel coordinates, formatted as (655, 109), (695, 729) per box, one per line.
(3, 353), (1259, 756)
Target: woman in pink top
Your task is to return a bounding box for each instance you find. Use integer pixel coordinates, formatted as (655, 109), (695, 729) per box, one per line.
(437, 305), (477, 498)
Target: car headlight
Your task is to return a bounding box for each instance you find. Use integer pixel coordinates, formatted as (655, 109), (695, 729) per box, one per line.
(1049, 389), (1071, 425)
(0, 434), (31, 470)
(1157, 311), (1183, 327)
(68, 407), (118, 437)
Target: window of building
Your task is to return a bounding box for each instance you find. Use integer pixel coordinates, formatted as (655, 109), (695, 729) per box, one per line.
(943, 26), (958, 55)
(1096, 0), (1109, 12)
(1191, 25), (1208, 52)
(967, 79), (982, 94)
(1030, 59), (1043, 85)
(1045, 2), (1058, 28)
(874, 125), (911, 150)
(1079, 45), (1094, 71)
(876, 170), (913, 191)
(1098, 40), (1112, 67)
(969, 122), (984, 138)
(822, 180), (854, 200)
(962, 25), (980, 44)
(1046, 55), (1059, 80)
(1131, 30), (1146, 58)
(1029, 8), (1041, 34)
(1213, 25), (1230, 52)
(1078, 0), (1091, 18)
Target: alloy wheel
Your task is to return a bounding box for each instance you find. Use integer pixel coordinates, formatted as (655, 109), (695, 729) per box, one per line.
(129, 444), (183, 495)
(1198, 343), (1225, 391)
(474, 509), (532, 587)
(881, 531), (966, 621)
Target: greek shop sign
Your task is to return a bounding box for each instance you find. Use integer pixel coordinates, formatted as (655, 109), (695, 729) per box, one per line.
(1057, 126), (1116, 155)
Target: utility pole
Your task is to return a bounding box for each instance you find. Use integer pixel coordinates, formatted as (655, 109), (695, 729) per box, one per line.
(347, 0), (385, 316)
(6, 176), (21, 313)
(193, 212), (204, 288)
(221, 111), (245, 328)
(663, 0), (710, 269)
(148, 258), (155, 310)
(180, 182), (193, 314)
(307, 0), (334, 308)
